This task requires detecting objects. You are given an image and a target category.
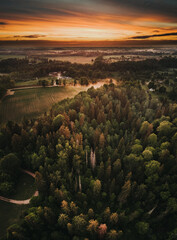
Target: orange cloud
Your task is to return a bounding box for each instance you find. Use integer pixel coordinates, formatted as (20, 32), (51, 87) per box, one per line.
(0, 2), (177, 43)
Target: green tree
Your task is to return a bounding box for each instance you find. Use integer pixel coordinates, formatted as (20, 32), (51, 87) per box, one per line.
(93, 179), (101, 197)
(11, 134), (22, 152)
(107, 229), (118, 240)
(58, 214), (69, 228)
(148, 133), (157, 146)
(131, 144), (143, 154)
(88, 208), (94, 219)
(72, 215), (87, 234)
(142, 149), (153, 161)
(35, 171), (47, 193)
(52, 114), (64, 130)
(70, 201), (78, 216)
(113, 159), (121, 175)
(140, 121), (153, 137)
(103, 207), (111, 222)
(136, 221), (149, 235)
(98, 161), (104, 180)
(157, 121), (172, 136)
(0, 153), (20, 177)
(7, 224), (24, 240)
(145, 160), (160, 176)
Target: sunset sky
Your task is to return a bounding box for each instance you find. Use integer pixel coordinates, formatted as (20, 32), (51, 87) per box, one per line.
(0, 0), (177, 46)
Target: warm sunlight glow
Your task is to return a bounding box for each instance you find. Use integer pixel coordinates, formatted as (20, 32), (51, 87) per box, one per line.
(0, 0), (177, 45)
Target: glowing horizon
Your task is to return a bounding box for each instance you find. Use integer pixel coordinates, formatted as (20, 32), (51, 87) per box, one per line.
(0, 0), (177, 45)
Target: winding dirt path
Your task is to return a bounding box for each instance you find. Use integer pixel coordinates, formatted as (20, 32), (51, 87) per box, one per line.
(0, 170), (39, 205)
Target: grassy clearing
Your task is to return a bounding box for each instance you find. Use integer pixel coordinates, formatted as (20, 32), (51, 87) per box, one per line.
(10, 172), (36, 200)
(15, 77), (54, 87)
(15, 79), (39, 87)
(0, 86), (88, 123)
(0, 80), (113, 124)
(47, 56), (95, 64)
(0, 172), (36, 238)
(0, 55), (94, 63)
(0, 55), (25, 60)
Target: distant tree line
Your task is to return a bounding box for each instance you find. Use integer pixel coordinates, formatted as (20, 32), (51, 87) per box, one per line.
(0, 56), (177, 99)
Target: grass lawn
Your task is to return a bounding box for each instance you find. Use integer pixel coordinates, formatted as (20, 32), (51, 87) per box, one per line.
(47, 56), (95, 64)
(0, 85), (88, 124)
(15, 79), (39, 87)
(0, 172), (36, 238)
(15, 77), (74, 87)
(10, 172), (36, 200)
(0, 80), (112, 124)
(0, 55), (25, 60)
(15, 77), (54, 87)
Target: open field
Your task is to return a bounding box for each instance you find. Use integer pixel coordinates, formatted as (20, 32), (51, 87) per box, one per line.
(15, 79), (39, 87)
(0, 172), (36, 238)
(15, 77), (55, 87)
(9, 172), (36, 200)
(47, 56), (95, 64)
(0, 55), (25, 60)
(0, 85), (89, 123)
(0, 80), (114, 124)
(0, 54), (95, 63)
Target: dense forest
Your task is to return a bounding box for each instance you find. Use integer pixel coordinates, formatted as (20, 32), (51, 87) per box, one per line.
(1, 82), (177, 239)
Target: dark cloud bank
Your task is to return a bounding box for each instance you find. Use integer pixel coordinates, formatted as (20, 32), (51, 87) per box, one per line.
(131, 32), (177, 39)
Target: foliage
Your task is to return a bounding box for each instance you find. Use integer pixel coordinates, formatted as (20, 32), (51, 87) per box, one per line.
(0, 82), (177, 240)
